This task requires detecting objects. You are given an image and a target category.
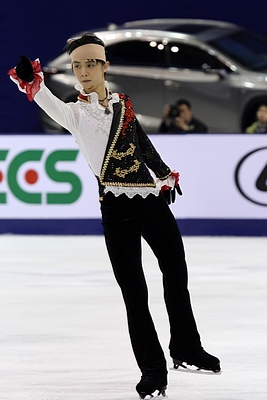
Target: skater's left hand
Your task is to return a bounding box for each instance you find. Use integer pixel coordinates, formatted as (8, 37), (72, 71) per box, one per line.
(160, 171), (182, 204)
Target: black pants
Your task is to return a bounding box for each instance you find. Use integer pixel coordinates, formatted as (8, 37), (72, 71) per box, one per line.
(101, 192), (202, 376)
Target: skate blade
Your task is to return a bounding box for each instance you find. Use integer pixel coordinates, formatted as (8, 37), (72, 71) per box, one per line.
(139, 388), (168, 399)
(171, 364), (222, 375)
(139, 394), (167, 399)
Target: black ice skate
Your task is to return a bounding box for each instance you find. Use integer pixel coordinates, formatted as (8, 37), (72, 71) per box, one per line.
(136, 374), (168, 399)
(172, 349), (221, 373)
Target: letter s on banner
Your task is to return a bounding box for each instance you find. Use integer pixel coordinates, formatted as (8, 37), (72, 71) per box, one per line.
(45, 150), (82, 204)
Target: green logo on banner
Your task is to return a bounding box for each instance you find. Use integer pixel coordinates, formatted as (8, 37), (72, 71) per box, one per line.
(0, 149), (82, 204)
(0, 150), (8, 204)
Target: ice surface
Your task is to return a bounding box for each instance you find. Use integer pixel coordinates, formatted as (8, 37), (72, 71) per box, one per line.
(0, 235), (266, 399)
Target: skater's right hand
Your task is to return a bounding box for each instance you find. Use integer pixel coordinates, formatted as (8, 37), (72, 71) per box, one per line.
(16, 56), (34, 82)
(8, 57), (43, 101)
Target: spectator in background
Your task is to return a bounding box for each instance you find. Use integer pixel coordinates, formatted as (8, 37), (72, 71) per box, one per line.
(245, 104), (267, 133)
(159, 99), (208, 133)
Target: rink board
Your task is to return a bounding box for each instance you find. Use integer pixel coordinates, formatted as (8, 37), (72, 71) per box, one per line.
(0, 134), (266, 235)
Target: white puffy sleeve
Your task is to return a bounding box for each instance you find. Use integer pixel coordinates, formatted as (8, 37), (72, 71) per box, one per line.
(34, 82), (80, 133)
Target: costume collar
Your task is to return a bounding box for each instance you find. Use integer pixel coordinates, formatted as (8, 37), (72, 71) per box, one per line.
(76, 81), (119, 104)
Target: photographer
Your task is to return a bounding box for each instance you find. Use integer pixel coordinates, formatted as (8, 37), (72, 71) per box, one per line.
(159, 99), (208, 133)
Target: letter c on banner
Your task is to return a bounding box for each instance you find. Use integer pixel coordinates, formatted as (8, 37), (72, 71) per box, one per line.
(7, 150), (43, 204)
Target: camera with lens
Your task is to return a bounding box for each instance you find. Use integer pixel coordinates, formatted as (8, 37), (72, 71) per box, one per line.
(168, 105), (180, 118)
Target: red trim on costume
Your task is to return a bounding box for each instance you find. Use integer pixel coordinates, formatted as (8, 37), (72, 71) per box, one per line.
(8, 59), (42, 102)
(119, 93), (135, 137)
(171, 171), (180, 186)
(160, 184), (171, 192)
(77, 93), (89, 102)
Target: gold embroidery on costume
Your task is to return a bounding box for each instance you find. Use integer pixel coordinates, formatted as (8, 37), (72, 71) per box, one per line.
(113, 160), (141, 178)
(99, 99), (126, 183)
(111, 143), (136, 160)
(99, 98), (156, 188)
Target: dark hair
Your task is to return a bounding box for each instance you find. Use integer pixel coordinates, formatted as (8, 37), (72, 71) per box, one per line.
(67, 33), (105, 55)
(258, 103), (267, 109)
(176, 99), (192, 109)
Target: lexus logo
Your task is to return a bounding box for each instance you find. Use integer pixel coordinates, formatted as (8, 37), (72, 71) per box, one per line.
(235, 147), (267, 206)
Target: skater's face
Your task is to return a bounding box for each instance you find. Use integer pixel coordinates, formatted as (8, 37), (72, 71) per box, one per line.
(71, 44), (109, 94)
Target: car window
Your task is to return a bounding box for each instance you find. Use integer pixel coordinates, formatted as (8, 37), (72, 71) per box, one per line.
(106, 40), (167, 67)
(166, 42), (227, 70)
(208, 31), (267, 71)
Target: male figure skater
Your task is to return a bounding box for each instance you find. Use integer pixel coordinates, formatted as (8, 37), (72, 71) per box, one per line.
(9, 33), (220, 399)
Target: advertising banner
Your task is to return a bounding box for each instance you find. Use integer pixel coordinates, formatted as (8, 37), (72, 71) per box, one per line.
(0, 135), (99, 218)
(0, 134), (266, 234)
(150, 134), (267, 219)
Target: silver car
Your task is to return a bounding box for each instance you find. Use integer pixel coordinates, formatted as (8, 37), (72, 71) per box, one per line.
(41, 18), (267, 133)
